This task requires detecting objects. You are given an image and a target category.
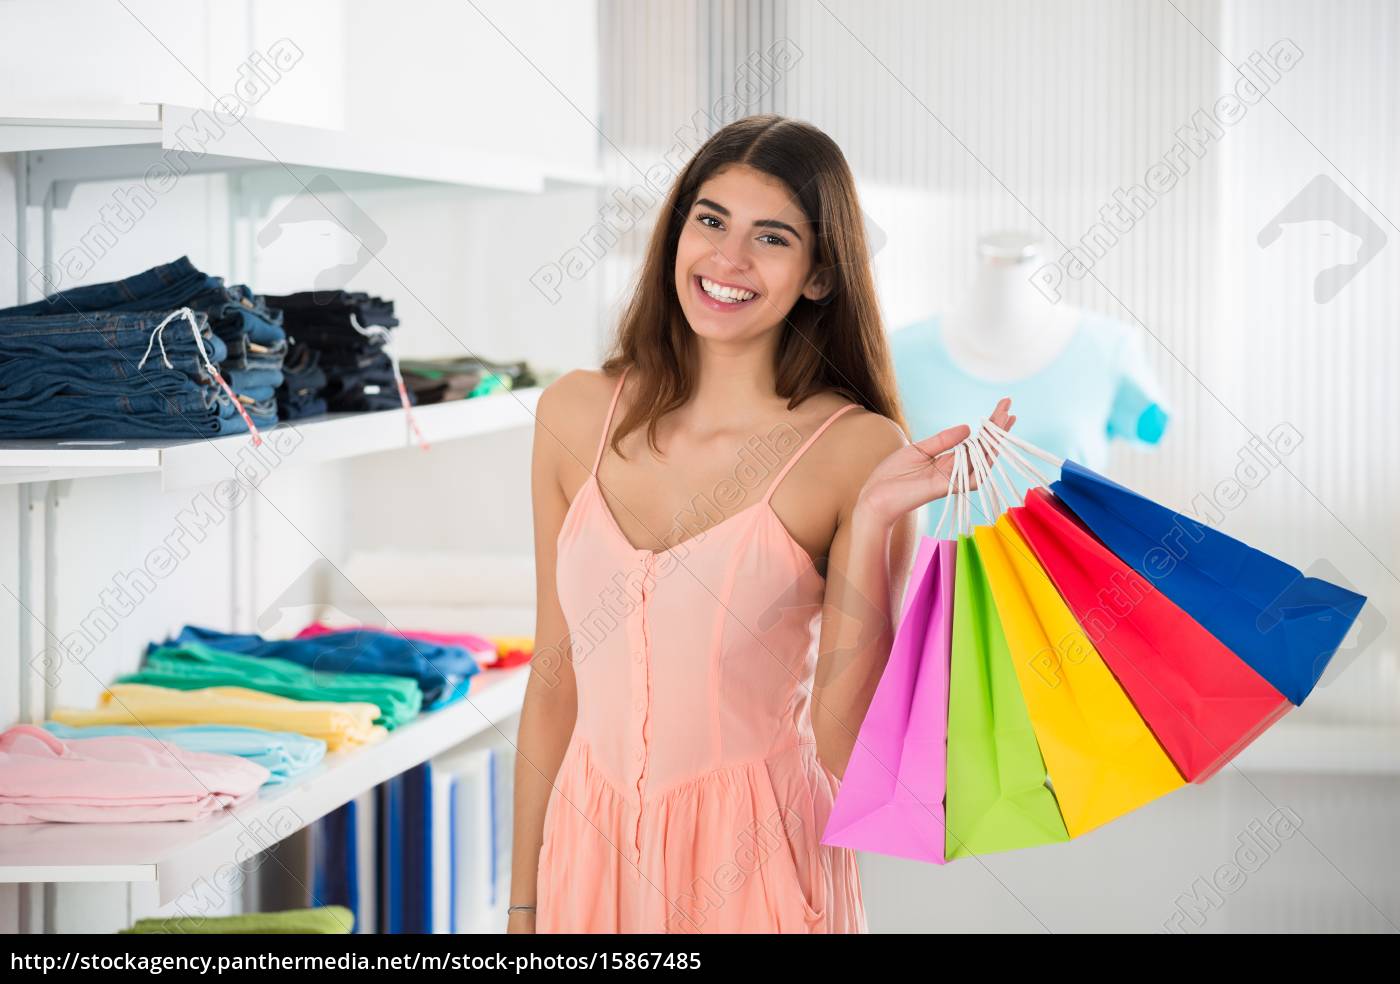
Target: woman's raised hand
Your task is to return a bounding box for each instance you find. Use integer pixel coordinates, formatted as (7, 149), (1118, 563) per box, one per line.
(855, 398), (1015, 529)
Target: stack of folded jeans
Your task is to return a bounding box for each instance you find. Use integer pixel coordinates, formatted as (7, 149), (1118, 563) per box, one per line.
(262, 290), (410, 414)
(0, 309), (235, 439)
(276, 338), (329, 420)
(0, 256), (285, 437)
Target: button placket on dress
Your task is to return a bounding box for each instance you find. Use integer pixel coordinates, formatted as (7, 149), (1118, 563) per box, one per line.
(630, 550), (657, 869)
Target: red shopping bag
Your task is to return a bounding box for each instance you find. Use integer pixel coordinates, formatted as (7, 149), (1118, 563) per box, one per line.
(1008, 487), (1290, 782)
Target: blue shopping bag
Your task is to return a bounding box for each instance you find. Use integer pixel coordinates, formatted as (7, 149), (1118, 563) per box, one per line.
(1050, 459), (1367, 705)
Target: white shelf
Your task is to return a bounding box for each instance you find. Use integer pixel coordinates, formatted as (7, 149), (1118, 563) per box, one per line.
(2, 103), (604, 197)
(0, 663), (530, 905)
(0, 387), (542, 490)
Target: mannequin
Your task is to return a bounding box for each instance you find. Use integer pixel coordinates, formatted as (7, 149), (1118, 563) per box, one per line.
(888, 230), (1169, 534)
(939, 232), (1082, 382)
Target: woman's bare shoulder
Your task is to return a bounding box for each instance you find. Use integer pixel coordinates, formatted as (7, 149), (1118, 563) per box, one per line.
(535, 368), (627, 477)
(822, 405), (907, 488)
(537, 368), (621, 422)
(827, 404), (907, 458)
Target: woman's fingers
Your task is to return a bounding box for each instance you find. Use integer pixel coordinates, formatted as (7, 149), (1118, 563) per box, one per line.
(912, 423), (971, 459)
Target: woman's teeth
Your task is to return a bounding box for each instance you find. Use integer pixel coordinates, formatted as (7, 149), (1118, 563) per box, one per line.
(700, 276), (757, 303)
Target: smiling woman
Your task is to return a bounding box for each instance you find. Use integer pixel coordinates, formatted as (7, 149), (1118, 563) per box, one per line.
(514, 114), (1014, 936)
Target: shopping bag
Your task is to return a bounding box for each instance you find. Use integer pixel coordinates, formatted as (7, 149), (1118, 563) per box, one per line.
(974, 516), (1184, 837)
(944, 534), (1069, 859)
(822, 536), (954, 863)
(1008, 487), (1290, 782)
(1049, 460), (1366, 705)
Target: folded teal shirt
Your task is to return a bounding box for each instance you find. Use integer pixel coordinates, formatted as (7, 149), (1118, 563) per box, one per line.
(41, 721), (326, 785)
(118, 640), (423, 729)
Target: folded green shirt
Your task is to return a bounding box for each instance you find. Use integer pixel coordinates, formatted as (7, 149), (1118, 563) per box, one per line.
(120, 905), (353, 934)
(118, 641), (422, 730)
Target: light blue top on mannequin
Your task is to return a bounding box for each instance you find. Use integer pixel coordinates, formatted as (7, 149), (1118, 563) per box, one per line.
(889, 309), (1169, 532)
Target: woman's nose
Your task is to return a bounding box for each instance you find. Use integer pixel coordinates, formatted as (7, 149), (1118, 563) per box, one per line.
(711, 237), (752, 273)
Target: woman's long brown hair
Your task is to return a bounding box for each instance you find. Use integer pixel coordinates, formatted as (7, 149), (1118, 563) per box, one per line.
(600, 114), (908, 458)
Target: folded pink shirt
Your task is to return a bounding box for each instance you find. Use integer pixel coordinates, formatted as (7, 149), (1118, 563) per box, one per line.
(0, 724), (270, 824)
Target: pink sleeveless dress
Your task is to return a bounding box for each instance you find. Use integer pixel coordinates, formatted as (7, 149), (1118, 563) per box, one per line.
(537, 366), (869, 934)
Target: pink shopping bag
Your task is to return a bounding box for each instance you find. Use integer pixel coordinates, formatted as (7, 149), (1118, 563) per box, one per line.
(821, 535), (954, 863)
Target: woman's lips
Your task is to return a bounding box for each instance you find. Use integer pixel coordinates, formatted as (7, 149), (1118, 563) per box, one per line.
(692, 274), (760, 313)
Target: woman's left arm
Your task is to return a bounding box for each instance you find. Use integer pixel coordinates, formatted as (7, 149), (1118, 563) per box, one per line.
(811, 401), (1013, 779)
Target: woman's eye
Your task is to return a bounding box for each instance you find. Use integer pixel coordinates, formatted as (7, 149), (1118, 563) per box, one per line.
(758, 234), (790, 247)
(697, 214), (722, 229)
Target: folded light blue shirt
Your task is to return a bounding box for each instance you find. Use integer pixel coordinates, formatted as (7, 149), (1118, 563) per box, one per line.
(890, 310), (1169, 533)
(41, 722), (327, 785)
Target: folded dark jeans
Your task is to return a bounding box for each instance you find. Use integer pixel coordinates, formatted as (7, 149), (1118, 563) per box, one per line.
(279, 396), (327, 420)
(190, 284), (286, 350)
(0, 310), (228, 366)
(0, 357), (207, 398)
(264, 290), (399, 329)
(324, 363), (408, 412)
(215, 391), (275, 433)
(0, 373), (215, 413)
(0, 396), (225, 439)
(0, 256), (215, 317)
(0, 258), (286, 395)
(225, 336), (288, 371)
(278, 375), (329, 419)
(225, 367), (284, 395)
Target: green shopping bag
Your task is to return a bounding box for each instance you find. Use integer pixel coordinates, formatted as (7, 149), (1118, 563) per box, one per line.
(945, 534), (1070, 859)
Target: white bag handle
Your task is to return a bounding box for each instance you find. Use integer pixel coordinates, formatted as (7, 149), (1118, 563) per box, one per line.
(965, 429), (1004, 522)
(956, 437), (973, 536)
(931, 441), (964, 541)
(983, 418), (1062, 469)
(979, 426), (1045, 498)
(974, 425), (1020, 511)
(980, 418), (1056, 491)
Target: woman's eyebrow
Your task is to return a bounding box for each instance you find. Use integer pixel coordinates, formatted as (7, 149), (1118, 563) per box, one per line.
(693, 197), (803, 241)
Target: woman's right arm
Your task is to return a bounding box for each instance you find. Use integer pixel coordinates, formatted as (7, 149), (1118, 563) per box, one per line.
(507, 378), (583, 934)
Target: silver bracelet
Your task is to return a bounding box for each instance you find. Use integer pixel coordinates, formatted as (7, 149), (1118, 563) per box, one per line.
(508, 904), (536, 914)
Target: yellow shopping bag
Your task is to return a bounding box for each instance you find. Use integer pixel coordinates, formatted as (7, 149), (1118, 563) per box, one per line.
(973, 516), (1184, 837)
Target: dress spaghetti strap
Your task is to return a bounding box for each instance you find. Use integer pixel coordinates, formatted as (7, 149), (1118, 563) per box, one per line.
(761, 402), (861, 504)
(592, 366), (631, 476)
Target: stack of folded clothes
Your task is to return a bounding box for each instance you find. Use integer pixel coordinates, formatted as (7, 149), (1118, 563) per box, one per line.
(0, 723), (269, 824)
(0, 309), (234, 439)
(294, 620), (532, 671)
(122, 640), (423, 730)
(262, 290), (409, 414)
(164, 623), (480, 711)
(0, 256), (286, 438)
(50, 683), (387, 752)
(398, 356), (537, 405)
(41, 722), (326, 786)
(275, 338), (329, 420)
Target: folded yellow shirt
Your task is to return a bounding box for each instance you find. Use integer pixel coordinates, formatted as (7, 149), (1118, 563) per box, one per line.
(51, 684), (388, 753)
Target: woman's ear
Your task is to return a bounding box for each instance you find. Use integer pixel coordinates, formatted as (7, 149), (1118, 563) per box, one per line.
(802, 267), (834, 304)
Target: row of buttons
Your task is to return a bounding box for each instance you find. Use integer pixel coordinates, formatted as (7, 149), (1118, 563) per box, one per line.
(630, 552), (656, 860)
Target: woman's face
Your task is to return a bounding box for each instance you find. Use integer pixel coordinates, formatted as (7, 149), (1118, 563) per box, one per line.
(673, 163), (829, 345)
